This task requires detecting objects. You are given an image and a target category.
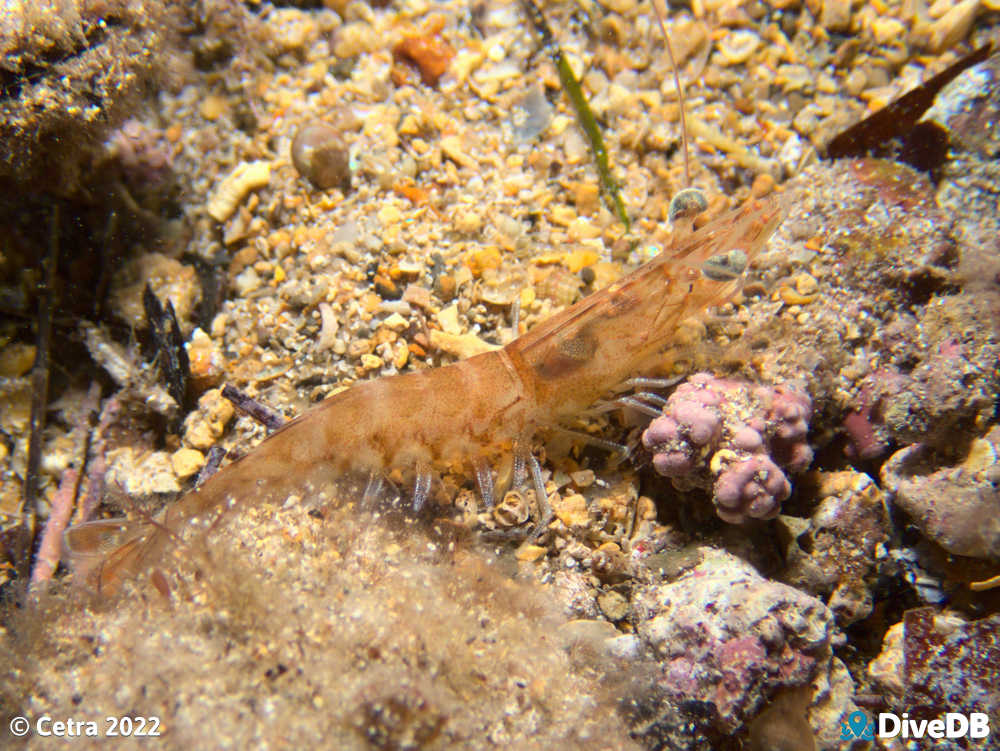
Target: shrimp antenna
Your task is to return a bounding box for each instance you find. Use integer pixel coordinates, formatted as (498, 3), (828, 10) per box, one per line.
(651, 0), (689, 189)
(652, 0), (707, 226)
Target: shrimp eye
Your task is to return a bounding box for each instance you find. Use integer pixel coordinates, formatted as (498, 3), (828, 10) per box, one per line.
(701, 248), (748, 281)
(669, 187), (708, 224)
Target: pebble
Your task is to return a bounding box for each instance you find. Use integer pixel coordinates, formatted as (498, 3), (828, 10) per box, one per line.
(402, 284), (434, 311)
(716, 30), (760, 65)
(429, 330), (497, 359)
(315, 303), (339, 353)
(844, 69), (867, 97)
(435, 275), (457, 301)
(183, 389), (235, 451)
(199, 94), (228, 121)
(820, 0), (851, 32)
(548, 205), (576, 227)
(516, 543), (548, 562)
(750, 172), (774, 198)
(234, 267), (262, 297)
(392, 33), (455, 87)
(171, 448), (206, 480)
(382, 312), (409, 332)
(291, 121), (351, 191)
(794, 272), (819, 295)
(870, 16), (907, 45)
(554, 493), (590, 527)
(186, 328), (225, 390)
(0, 343), (35, 377)
(453, 207), (483, 234)
(925, 0), (981, 53)
(567, 217), (602, 242)
(360, 353), (383, 371)
(437, 303), (462, 335)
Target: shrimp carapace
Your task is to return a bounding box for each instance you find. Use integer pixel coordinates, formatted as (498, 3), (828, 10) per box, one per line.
(64, 194), (784, 597)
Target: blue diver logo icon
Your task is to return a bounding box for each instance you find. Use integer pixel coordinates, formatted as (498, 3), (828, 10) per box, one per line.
(841, 710), (875, 741)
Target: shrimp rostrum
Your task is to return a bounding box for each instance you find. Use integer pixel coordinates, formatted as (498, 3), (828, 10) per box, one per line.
(64, 195), (784, 596)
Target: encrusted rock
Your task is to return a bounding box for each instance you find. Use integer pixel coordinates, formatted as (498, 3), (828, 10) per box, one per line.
(109, 253), (202, 334)
(900, 607), (1000, 722)
(780, 471), (891, 624)
(881, 427), (1000, 560)
(628, 548), (846, 740)
(182, 388), (235, 451)
(0, 0), (168, 189)
(106, 447), (180, 496)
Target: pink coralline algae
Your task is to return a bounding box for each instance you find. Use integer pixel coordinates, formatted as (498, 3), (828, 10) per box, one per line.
(107, 118), (174, 186)
(630, 549), (846, 742)
(641, 373), (813, 523)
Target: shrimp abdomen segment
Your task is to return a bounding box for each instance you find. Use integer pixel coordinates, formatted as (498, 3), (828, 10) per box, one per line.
(244, 347), (532, 480)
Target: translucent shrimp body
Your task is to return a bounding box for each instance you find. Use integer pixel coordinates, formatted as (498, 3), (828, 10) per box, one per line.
(65, 195), (783, 596)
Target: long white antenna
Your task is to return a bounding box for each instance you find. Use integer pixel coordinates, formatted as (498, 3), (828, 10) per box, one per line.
(652, 0), (707, 227)
(651, 0), (690, 189)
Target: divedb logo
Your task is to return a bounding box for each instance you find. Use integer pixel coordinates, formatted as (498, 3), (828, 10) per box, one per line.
(840, 710), (991, 742)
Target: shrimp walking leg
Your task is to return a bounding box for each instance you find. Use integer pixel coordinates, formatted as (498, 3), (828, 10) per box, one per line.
(412, 465), (432, 512)
(474, 456), (496, 509)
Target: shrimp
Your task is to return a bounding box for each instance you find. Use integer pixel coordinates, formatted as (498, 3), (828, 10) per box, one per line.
(64, 195), (784, 596)
(64, 0), (786, 596)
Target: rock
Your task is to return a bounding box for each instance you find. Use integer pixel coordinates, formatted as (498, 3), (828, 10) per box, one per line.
(629, 549), (845, 740)
(780, 471), (891, 624)
(0, 0), (169, 189)
(899, 608), (1000, 724)
(868, 621), (905, 695)
(881, 427), (1000, 560)
(109, 253), (202, 334)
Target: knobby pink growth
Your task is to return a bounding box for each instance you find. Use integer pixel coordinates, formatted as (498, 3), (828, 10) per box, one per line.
(642, 373), (813, 523)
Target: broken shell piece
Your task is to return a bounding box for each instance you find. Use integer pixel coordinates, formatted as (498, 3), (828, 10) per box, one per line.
(494, 489), (531, 526)
(207, 161), (271, 222)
